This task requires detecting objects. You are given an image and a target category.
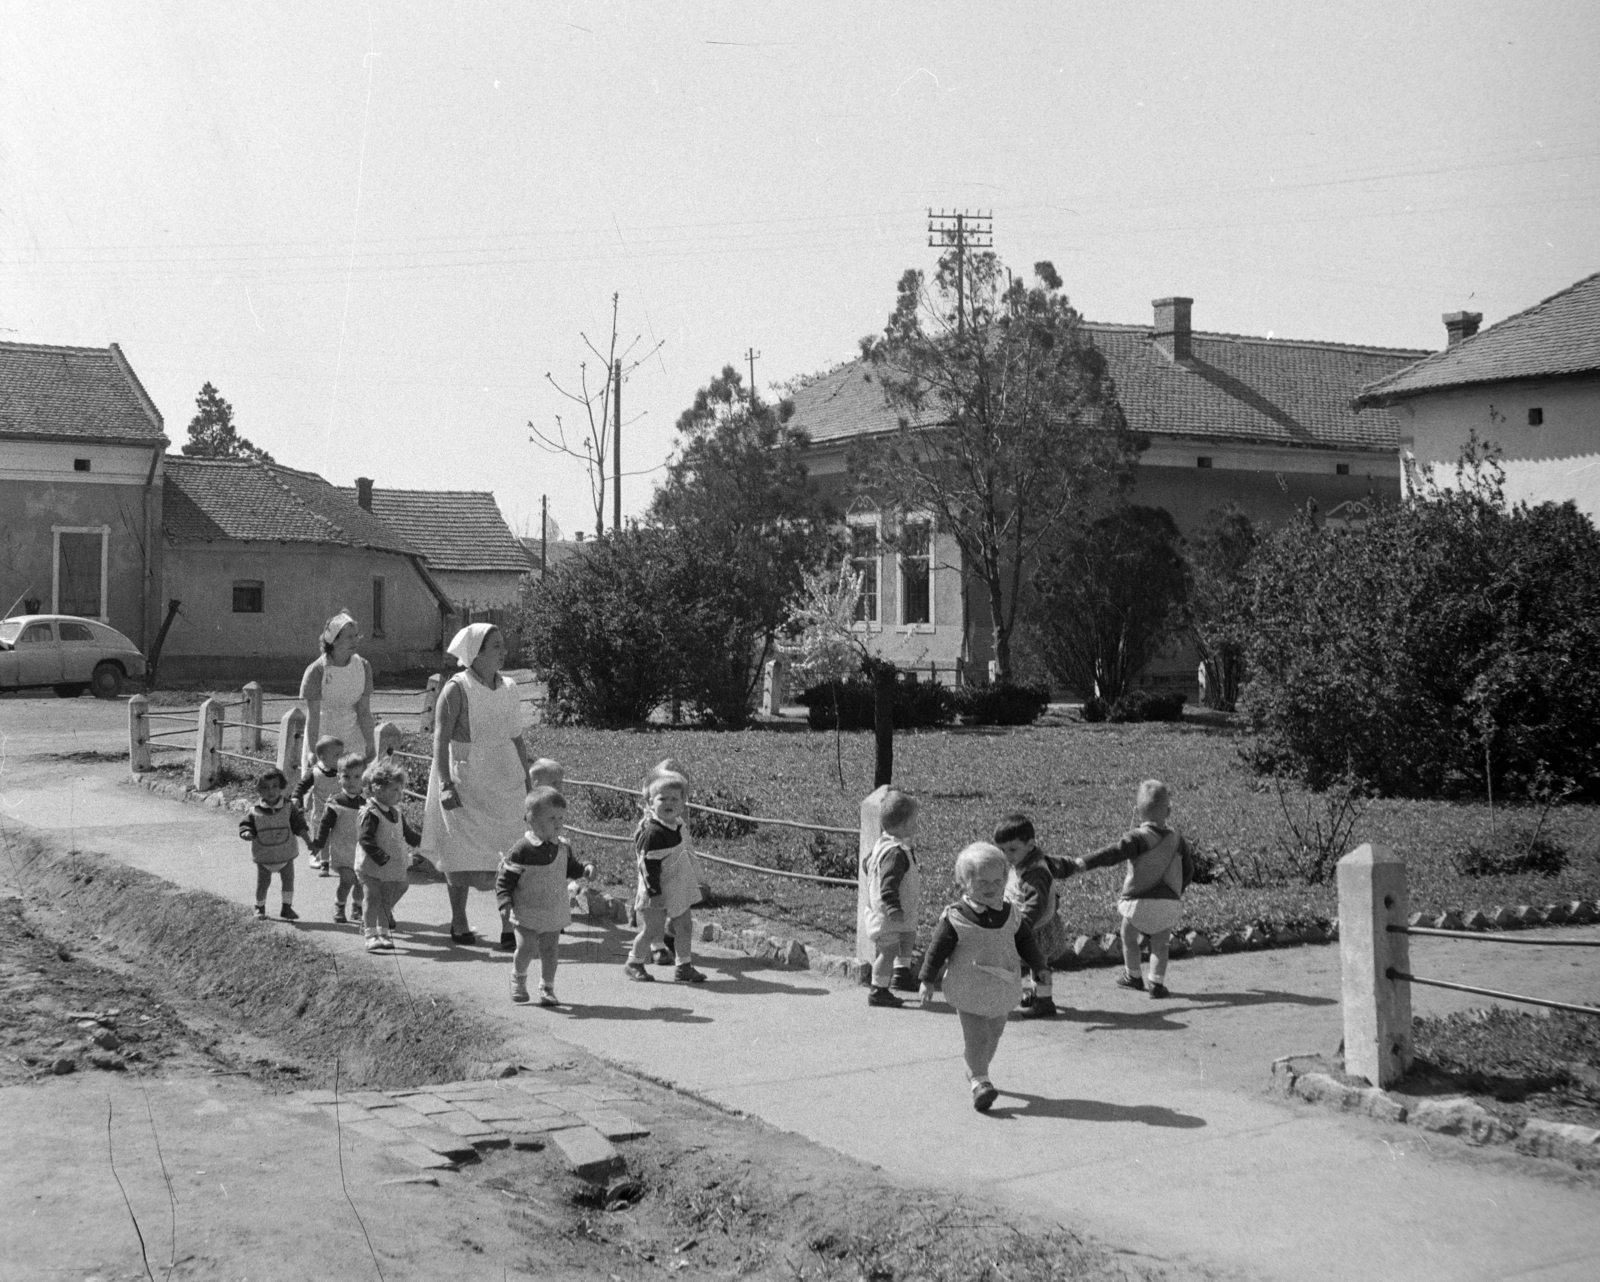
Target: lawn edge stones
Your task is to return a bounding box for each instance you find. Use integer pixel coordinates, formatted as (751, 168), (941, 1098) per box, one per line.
(551, 1125), (626, 1180)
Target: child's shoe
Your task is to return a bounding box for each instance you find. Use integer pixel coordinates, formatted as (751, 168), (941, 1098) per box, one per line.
(511, 972), (530, 1004)
(623, 961), (655, 982)
(674, 963), (707, 984)
(386, 912), (397, 931)
(890, 966), (917, 993)
(333, 906), (348, 924)
(971, 1079), (998, 1113)
(378, 932), (394, 950)
(364, 936), (384, 952)
(253, 904), (267, 919)
(650, 946), (675, 966)
(1148, 982), (1170, 999)
(866, 986), (904, 1008)
(499, 930), (516, 953)
(538, 985), (559, 1007)
(319, 863), (332, 878)
(279, 905), (299, 921)
(1114, 971), (1144, 991)
(1021, 996), (1058, 1018)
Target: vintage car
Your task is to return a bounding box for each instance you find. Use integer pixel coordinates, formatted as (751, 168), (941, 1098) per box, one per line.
(0, 614), (147, 698)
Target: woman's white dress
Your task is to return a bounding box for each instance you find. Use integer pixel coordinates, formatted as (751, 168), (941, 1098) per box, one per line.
(307, 654), (369, 764)
(421, 671), (527, 875)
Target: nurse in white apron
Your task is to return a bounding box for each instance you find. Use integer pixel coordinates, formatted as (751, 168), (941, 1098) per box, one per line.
(421, 624), (532, 945)
(299, 611), (375, 768)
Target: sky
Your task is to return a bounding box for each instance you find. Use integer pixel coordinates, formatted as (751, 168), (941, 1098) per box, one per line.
(3, 1), (1597, 539)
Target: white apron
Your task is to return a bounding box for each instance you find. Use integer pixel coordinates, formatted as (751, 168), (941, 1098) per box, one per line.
(309, 653), (369, 763)
(421, 671), (527, 874)
(939, 905), (1024, 1017)
(503, 838), (575, 933)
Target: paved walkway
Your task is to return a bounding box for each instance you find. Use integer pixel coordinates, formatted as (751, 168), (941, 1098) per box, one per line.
(3, 732), (1598, 1281)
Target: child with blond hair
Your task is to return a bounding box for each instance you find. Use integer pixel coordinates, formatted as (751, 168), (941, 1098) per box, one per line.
(1077, 779), (1195, 999)
(624, 771), (706, 984)
(356, 760), (420, 952)
(919, 843), (1047, 1111)
(496, 787), (594, 1006)
(293, 734), (344, 875)
(309, 752), (367, 924)
(861, 789), (921, 1008)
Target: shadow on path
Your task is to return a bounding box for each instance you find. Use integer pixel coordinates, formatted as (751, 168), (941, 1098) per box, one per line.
(699, 958), (832, 997)
(988, 1091), (1207, 1128)
(1073, 987), (1335, 1032)
(559, 1003), (712, 1025)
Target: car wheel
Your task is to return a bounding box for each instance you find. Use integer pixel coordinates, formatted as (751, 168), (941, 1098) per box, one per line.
(90, 663), (124, 700)
(53, 683), (89, 698)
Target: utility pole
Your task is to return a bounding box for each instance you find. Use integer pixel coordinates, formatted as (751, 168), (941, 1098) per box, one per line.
(540, 494), (548, 579)
(612, 359), (622, 534)
(927, 209), (993, 335)
(744, 347), (761, 403)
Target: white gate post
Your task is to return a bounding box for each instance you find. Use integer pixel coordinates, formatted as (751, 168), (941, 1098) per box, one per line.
(240, 681), (263, 753)
(276, 706), (306, 777)
(375, 720), (402, 759)
(194, 697), (223, 792)
(855, 786), (889, 977)
(419, 673), (442, 735)
(1338, 843), (1414, 1087)
(128, 694), (151, 773)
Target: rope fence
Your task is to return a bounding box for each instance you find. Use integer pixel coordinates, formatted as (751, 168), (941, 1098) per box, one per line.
(565, 777), (856, 837)
(1390, 925), (1600, 948)
(1384, 968), (1599, 1018)
(144, 728), (198, 741)
(144, 712), (200, 722)
(561, 822), (858, 888)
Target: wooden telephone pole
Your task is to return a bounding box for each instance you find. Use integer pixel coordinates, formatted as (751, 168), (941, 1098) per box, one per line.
(927, 209), (993, 334)
(612, 359), (622, 534)
(744, 347), (761, 402)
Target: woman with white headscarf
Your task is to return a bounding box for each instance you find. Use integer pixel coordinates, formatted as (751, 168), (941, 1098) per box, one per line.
(421, 623), (532, 945)
(298, 610), (375, 767)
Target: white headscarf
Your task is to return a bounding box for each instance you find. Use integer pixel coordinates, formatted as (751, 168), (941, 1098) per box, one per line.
(320, 611), (358, 647)
(446, 622), (496, 669)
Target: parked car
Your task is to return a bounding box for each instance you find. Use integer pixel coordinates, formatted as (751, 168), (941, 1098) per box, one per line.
(0, 615), (146, 698)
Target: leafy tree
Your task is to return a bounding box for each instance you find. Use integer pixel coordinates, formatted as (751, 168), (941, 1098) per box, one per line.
(852, 256), (1141, 681)
(180, 382), (273, 461)
(648, 366), (836, 726)
(1029, 505), (1188, 702)
(1186, 505), (1258, 711)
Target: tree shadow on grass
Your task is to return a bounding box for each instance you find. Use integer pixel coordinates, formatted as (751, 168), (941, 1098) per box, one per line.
(988, 1091), (1207, 1128)
(559, 1003), (712, 1025)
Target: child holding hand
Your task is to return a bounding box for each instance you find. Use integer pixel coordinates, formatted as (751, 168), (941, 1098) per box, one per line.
(293, 734), (344, 875)
(496, 786), (594, 1006)
(995, 812), (1079, 1018)
(356, 760), (420, 952)
(862, 789), (921, 1007)
(309, 753), (367, 924)
(240, 767), (310, 920)
(919, 842), (1048, 1112)
(623, 772), (706, 984)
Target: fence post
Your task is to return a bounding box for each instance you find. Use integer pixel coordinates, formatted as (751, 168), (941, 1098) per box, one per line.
(855, 786), (889, 976)
(420, 673), (442, 735)
(276, 706), (306, 777)
(1338, 843), (1413, 1088)
(240, 681), (263, 753)
(128, 694), (151, 773)
(194, 697), (223, 792)
(375, 720), (402, 759)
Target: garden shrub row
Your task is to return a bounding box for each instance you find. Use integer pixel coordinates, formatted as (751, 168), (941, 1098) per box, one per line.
(796, 677), (1050, 730)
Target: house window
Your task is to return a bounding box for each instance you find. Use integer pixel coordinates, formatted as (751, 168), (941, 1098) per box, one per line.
(849, 521), (880, 625)
(51, 525), (109, 621)
(1336, 463), (1350, 476)
(371, 576), (387, 638)
(1528, 407), (1544, 426)
(73, 458), (91, 472)
(232, 581), (264, 613)
(899, 518), (933, 627)
(1197, 456), (1213, 469)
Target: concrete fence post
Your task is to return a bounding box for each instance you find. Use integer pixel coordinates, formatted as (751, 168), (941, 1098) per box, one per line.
(240, 681), (263, 753)
(128, 694), (151, 773)
(1337, 843), (1414, 1088)
(275, 706), (306, 777)
(194, 697), (223, 792)
(375, 720), (403, 760)
(855, 785), (889, 974)
(419, 674), (442, 735)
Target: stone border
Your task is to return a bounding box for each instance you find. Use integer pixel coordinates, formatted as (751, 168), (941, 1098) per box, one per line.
(1270, 1055), (1600, 1170)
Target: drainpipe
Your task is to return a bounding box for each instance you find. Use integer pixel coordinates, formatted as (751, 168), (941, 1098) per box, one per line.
(141, 446), (160, 651)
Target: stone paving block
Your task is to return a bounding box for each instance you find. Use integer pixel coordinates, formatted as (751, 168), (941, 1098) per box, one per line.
(551, 1125), (625, 1180)
(511, 1077), (562, 1096)
(435, 1109), (500, 1137)
(407, 1128), (481, 1162)
(387, 1142), (457, 1171)
(382, 1108), (435, 1130)
(540, 1090), (608, 1114)
(456, 1099), (539, 1123)
(345, 1118), (406, 1146)
(295, 1089), (340, 1105)
(578, 1109), (650, 1141)
(572, 1085), (635, 1103)
(499, 1115), (586, 1136)
(397, 1094), (458, 1116)
(434, 1084), (506, 1102)
(347, 1090), (398, 1110)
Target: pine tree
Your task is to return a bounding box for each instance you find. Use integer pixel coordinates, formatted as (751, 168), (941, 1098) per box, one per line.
(181, 383), (273, 462)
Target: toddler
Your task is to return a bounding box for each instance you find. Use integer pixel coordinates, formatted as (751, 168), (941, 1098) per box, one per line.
(995, 812), (1079, 1018)
(918, 842), (1047, 1112)
(240, 767), (310, 920)
(623, 772), (706, 984)
(862, 788), (920, 1007)
(496, 786), (595, 1006)
(309, 752), (367, 924)
(293, 734), (345, 875)
(643, 757), (692, 965)
(356, 760), (420, 952)
(1078, 779), (1195, 999)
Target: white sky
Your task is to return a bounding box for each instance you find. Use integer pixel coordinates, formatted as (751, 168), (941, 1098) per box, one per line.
(3, 1), (1597, 537)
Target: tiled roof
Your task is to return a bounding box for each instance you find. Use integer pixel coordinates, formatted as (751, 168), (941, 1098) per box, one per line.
(1355, 272), (1600, 404)
(0, 341), (165, 444)
(344, 488), (533, 573)
(790, 324), (1425, 454)
(163, 458), (418, 555)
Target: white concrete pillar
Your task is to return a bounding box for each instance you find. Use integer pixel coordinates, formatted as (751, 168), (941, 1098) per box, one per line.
(275, 706), (306, 777)
(856, 785), (890, 965)
(375, 720), (403, 759)
(1338, 843), (1413, 1087)
(420, 674), (442, 735)
(194, 697), (223, 792)
(128, 694), (150, 773)
(240, 681), (263, 753)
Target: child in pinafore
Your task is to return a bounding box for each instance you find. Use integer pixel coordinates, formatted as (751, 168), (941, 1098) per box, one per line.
(240, 767), (310, 920)
(357, 760), (420, 952)
(862, 789), (920, 1007)
(1078, 779), (1195, 999)
(995, 812), (1079, 1018)
(919, 843), (1048, 1112)
(309, 753), (366, 924)
(496, 786), (594, 1006)
(293, 734), (344, 875)
(623, 772), (707, 984)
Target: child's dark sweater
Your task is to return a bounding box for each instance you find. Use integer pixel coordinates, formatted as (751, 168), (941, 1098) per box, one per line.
(636, 818), (684, 898)
(918, 900), (1047, 984)
(357, 803), (421, 867)
(1007, 845), (1077, 930)
(1081, 824), (1194, 902)
(495, 837), (587, 915)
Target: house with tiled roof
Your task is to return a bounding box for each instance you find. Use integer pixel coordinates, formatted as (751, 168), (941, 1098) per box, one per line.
(0, 341), (168, 650)
(788, 297), (1425, 688)
(161, 458), (452, 682)
(1354, 272), (1600, 521)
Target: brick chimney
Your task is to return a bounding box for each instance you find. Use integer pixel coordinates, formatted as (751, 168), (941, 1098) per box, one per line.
(1153, 297), (1194, 361)
(355, 477), (374, 511)
(1442, 311), (1482, 347)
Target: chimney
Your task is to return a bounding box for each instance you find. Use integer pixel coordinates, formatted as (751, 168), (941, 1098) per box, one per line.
(1153, 297), (1194, 361)
(355, 477), (374, 511)
(1442, 311), (1482, 347)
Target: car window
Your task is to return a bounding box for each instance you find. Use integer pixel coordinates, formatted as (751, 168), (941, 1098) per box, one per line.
(0, 621), (20, 645)
(19, 623), (53, 644)
(59, 621), (96, 642)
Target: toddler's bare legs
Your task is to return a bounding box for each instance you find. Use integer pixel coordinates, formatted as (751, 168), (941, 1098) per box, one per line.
(537, 931), (561, 986)
(628, 902), (667, 964)
(1119, 917), (1143, 982)
(958, 1011), (1007, 1083)
(254, 864), (272, 907)
(669, 911), (694, 964)
(1147, 929), (1173, 984)
(870, 933), (902, 988)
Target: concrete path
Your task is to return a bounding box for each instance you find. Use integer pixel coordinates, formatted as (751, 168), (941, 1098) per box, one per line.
(2, 714), (1598, 1281)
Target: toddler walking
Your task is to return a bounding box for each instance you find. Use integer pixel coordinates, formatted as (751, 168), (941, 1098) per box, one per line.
(995, 812), (1079, 1018)
(308, 752), (367, 924)
(293, 734), (344, 874)
(240, 767), (310, 920)
(496, 786), (594, 1006)
(862, 789), (920, 1007)
(1078, 779), (1195, 999)
(918, 843), (1047, 1111)
(357, 760), (420, 952)
(623, 772), (706, 984)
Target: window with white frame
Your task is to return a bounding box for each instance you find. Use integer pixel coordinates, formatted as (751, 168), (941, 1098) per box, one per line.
(848, 518), (880, 625)
(899, 516), (933, 626)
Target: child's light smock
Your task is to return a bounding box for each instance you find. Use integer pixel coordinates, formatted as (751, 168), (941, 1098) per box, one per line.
(862, 834), (921, 938)
(634, 818), (701, 918)
(939, 904), (1024, 1017)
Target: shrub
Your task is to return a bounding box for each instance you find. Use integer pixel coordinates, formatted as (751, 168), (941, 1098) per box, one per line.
(585, 786), (640, 824)
(1080, 696), (1108, 723)
(1453, 830), (1569, 878)
(805, 832), (857, 881)
(796, 675), (956, 730)
(1108, 689), (1185, 723)
(953, 682), (1051, 727)
(695, 787), (758, 840)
